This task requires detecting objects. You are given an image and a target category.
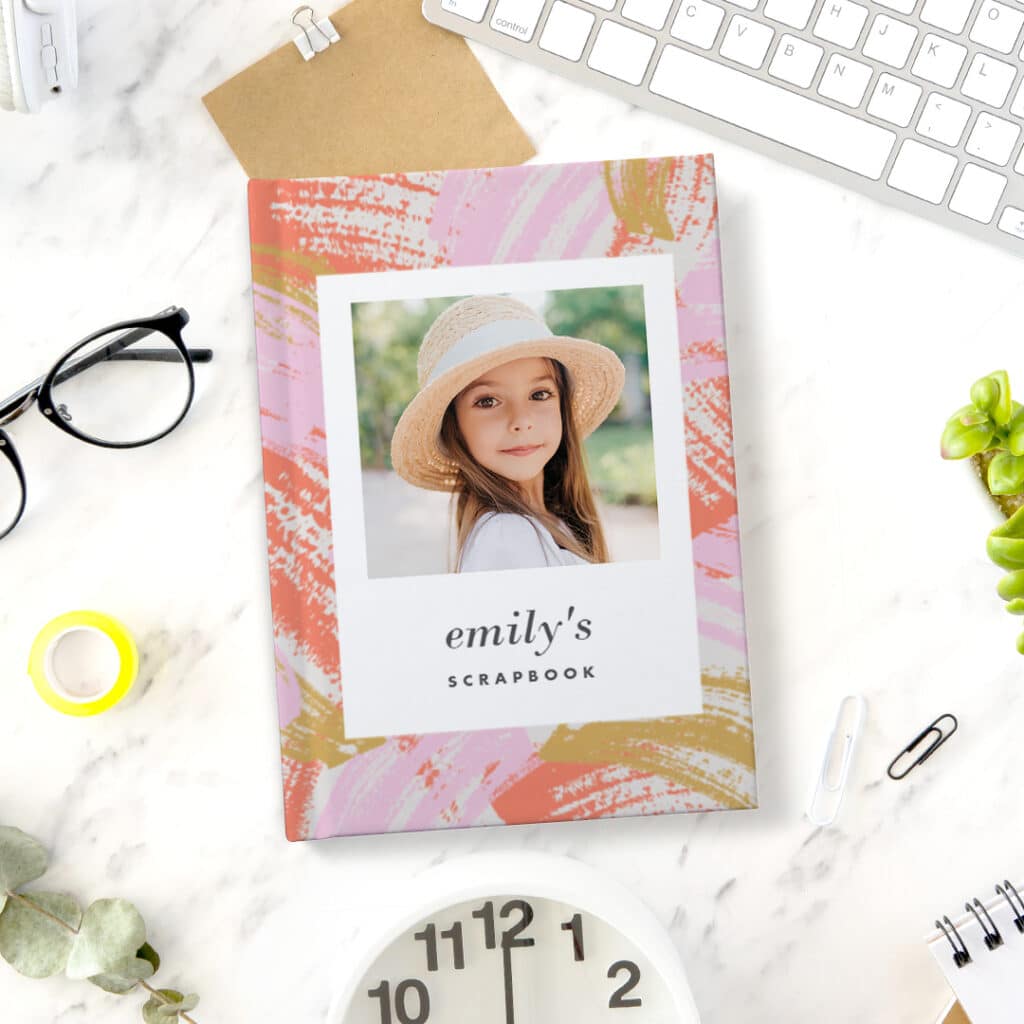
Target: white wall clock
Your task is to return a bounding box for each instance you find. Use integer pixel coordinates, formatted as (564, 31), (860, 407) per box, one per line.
(327, 852), (701, 1024)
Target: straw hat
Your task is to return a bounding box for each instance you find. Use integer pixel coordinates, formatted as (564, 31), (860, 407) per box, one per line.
(390, 296), (625, 492)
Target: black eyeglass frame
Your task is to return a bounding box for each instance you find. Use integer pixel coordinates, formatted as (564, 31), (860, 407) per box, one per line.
(0, 306), (212, 540)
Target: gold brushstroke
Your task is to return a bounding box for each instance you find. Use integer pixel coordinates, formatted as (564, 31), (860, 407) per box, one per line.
(251, 244), (333, 310)
(280, 663), (386, 768)
(538, 668), (756, 809)
(603, 159), (676, 241)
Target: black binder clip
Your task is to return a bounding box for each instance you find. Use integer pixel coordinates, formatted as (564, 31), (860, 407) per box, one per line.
(966, 898), (1003, 950)
(936, 915), (972, 968)
(886, 713), (958, 780)
(996, 880), (1024, 933)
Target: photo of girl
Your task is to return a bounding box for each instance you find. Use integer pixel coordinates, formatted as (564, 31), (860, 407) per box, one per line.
(353, 286), (660, 579)
(391, 295), (625, 573)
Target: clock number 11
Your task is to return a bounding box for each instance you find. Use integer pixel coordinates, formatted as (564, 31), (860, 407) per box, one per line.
(413, 922), (465, 972)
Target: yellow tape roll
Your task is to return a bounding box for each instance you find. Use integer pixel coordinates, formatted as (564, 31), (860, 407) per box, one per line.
(27, 611), (139, 717)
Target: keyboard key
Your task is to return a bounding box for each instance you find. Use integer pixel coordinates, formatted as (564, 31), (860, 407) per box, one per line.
(441, 0), (490, 19)
(862, 15), (918, 68)
(997, 206), (1024, 238)
(965, 113), (1020, 165)
(580, 0), (615, 8)
(875, 0), (917, 13)
(728, 0), (761, 11)
(920, 0), (975, 32)
(1011, 81), (1024, 118)
(813, 0), (869, 47)
(764, 0), (817, 28)
(916, 93), (972, 146)
(720, 15), (774, 67)
(969, 0), (1024, 54)
(539, 1), (595, 59)
(817, 53), (873, 106)
(950, 164), (1006, 221)
(623, 0), (674, 28)
(910, 34), (967, 87)
(961, 53), (1016, 106)
(887, 139), (957, 201)
(768, 33), (824, 85)
(671, 0), (727, 47)
(588, 20), (657, 84)
(650, 44), (896, 177)
(867, 73), (922, 126)
(491, 0), (546, 40)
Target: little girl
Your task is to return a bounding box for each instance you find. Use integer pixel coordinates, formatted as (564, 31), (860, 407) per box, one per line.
(390, 295), (625, 573)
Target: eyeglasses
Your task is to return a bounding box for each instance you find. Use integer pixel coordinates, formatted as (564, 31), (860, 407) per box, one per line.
(0, 306), (212, 540)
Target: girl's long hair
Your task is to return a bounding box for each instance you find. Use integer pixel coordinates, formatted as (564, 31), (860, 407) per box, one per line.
(439, 360), (610, 570)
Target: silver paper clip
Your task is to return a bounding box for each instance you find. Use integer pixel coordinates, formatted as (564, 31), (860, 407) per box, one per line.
(292, 6), (340, 61)
(807, 695), (866, 826)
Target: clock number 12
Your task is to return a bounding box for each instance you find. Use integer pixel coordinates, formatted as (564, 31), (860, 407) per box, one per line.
(471, 900), (536, 949)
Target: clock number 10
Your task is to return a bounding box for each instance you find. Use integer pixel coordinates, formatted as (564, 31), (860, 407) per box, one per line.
(367, 979), (430, 1024)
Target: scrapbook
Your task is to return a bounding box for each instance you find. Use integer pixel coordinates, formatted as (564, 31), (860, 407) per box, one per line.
(248, 156), (756, 840)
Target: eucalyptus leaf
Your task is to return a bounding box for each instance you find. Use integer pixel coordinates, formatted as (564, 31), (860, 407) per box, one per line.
(88, 952), (156, 994)
(987, 452), (1024, 495)
(142, 989), (192, 1023)
(0, 827), (48, 914)
(65, 898), (146, 980)
(137, 941), (161, 973)
(0, 891), (80, 978)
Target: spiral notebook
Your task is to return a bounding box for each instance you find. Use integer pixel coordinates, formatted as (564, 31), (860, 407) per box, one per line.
(926, 877), (1024, 1023)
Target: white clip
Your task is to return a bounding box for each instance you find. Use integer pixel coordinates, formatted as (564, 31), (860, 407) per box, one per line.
(807, 695), (866, 827)
(292, 6), (340, 62)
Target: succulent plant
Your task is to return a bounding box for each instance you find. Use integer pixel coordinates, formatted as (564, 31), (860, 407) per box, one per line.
(0, 826), (200, 1022)
(941, 370), (1024, 494)
(942, 371), (1024, 655)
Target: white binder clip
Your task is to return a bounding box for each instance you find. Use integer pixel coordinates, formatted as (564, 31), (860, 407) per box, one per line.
(292, 6), (340, 61)
(807, 695), (866, 827)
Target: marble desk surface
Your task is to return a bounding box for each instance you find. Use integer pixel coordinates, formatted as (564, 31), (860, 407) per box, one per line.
(2, 2), (1023, 1021)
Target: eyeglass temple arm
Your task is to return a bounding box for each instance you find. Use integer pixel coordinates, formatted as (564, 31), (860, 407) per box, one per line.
(0, 337), (213, 422)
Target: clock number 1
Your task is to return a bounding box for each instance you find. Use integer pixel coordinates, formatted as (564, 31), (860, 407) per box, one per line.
(367, 979), (431, 1024)
(413, 922), (466, 972)
(561, 913), (585, 961)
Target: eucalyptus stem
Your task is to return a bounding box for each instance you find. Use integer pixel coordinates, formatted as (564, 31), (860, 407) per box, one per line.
(139, 979), (200, 1024)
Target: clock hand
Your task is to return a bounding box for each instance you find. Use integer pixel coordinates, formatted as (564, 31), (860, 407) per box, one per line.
(502, 943), (515, 1024)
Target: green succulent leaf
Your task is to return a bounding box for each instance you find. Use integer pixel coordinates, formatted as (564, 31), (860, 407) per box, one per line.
(1008, 412), (1024, 457)
(988, 508), (1024, 571)
(997, 569), (1024, 602)
(0, 891), (81, 978)
(65, 898), (146, 980)
(987, 452), (1024, 495)
(941, 410), (995, 459)
(1017, 632), (1024, 656)
(1007, 599), (1024, 615)
(973, 371), (1013, 426)
(0, 827), (48, 914)
(142, 989), (198, 1023)
(88, 950), (157, 994)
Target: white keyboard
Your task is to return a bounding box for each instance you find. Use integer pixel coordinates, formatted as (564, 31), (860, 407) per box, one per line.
(423, 0), (1024, 254)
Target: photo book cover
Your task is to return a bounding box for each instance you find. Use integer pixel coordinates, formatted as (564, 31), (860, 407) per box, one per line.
(248, 156), (756, 841)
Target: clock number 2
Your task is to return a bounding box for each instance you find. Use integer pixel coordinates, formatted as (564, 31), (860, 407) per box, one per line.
(608, 960), (643, 1009)
(471, 900), (536, 950)
(367, 979), (430, 1024)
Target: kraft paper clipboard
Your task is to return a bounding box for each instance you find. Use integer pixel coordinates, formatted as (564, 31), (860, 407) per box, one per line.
(938, 999), (970, 1024)
(202, 0), (535, 179)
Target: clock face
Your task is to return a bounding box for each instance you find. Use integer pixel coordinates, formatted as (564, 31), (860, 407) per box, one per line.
(342, 893), (679, 1023)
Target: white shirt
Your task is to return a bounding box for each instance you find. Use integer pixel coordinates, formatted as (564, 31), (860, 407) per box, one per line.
(459, 513), (588, 573)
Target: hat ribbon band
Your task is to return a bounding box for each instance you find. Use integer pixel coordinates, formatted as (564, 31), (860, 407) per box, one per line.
(426, 318), (553, 385)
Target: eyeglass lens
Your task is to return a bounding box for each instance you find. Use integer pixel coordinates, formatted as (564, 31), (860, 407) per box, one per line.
(0, 441), (23, 537)
(50, 326), (191, 446)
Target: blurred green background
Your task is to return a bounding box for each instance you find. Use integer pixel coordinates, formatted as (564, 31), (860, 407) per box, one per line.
(351, 285), (656, 507)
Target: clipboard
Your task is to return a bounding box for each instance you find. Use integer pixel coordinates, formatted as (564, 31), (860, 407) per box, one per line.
(203, 0), (536, 179)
